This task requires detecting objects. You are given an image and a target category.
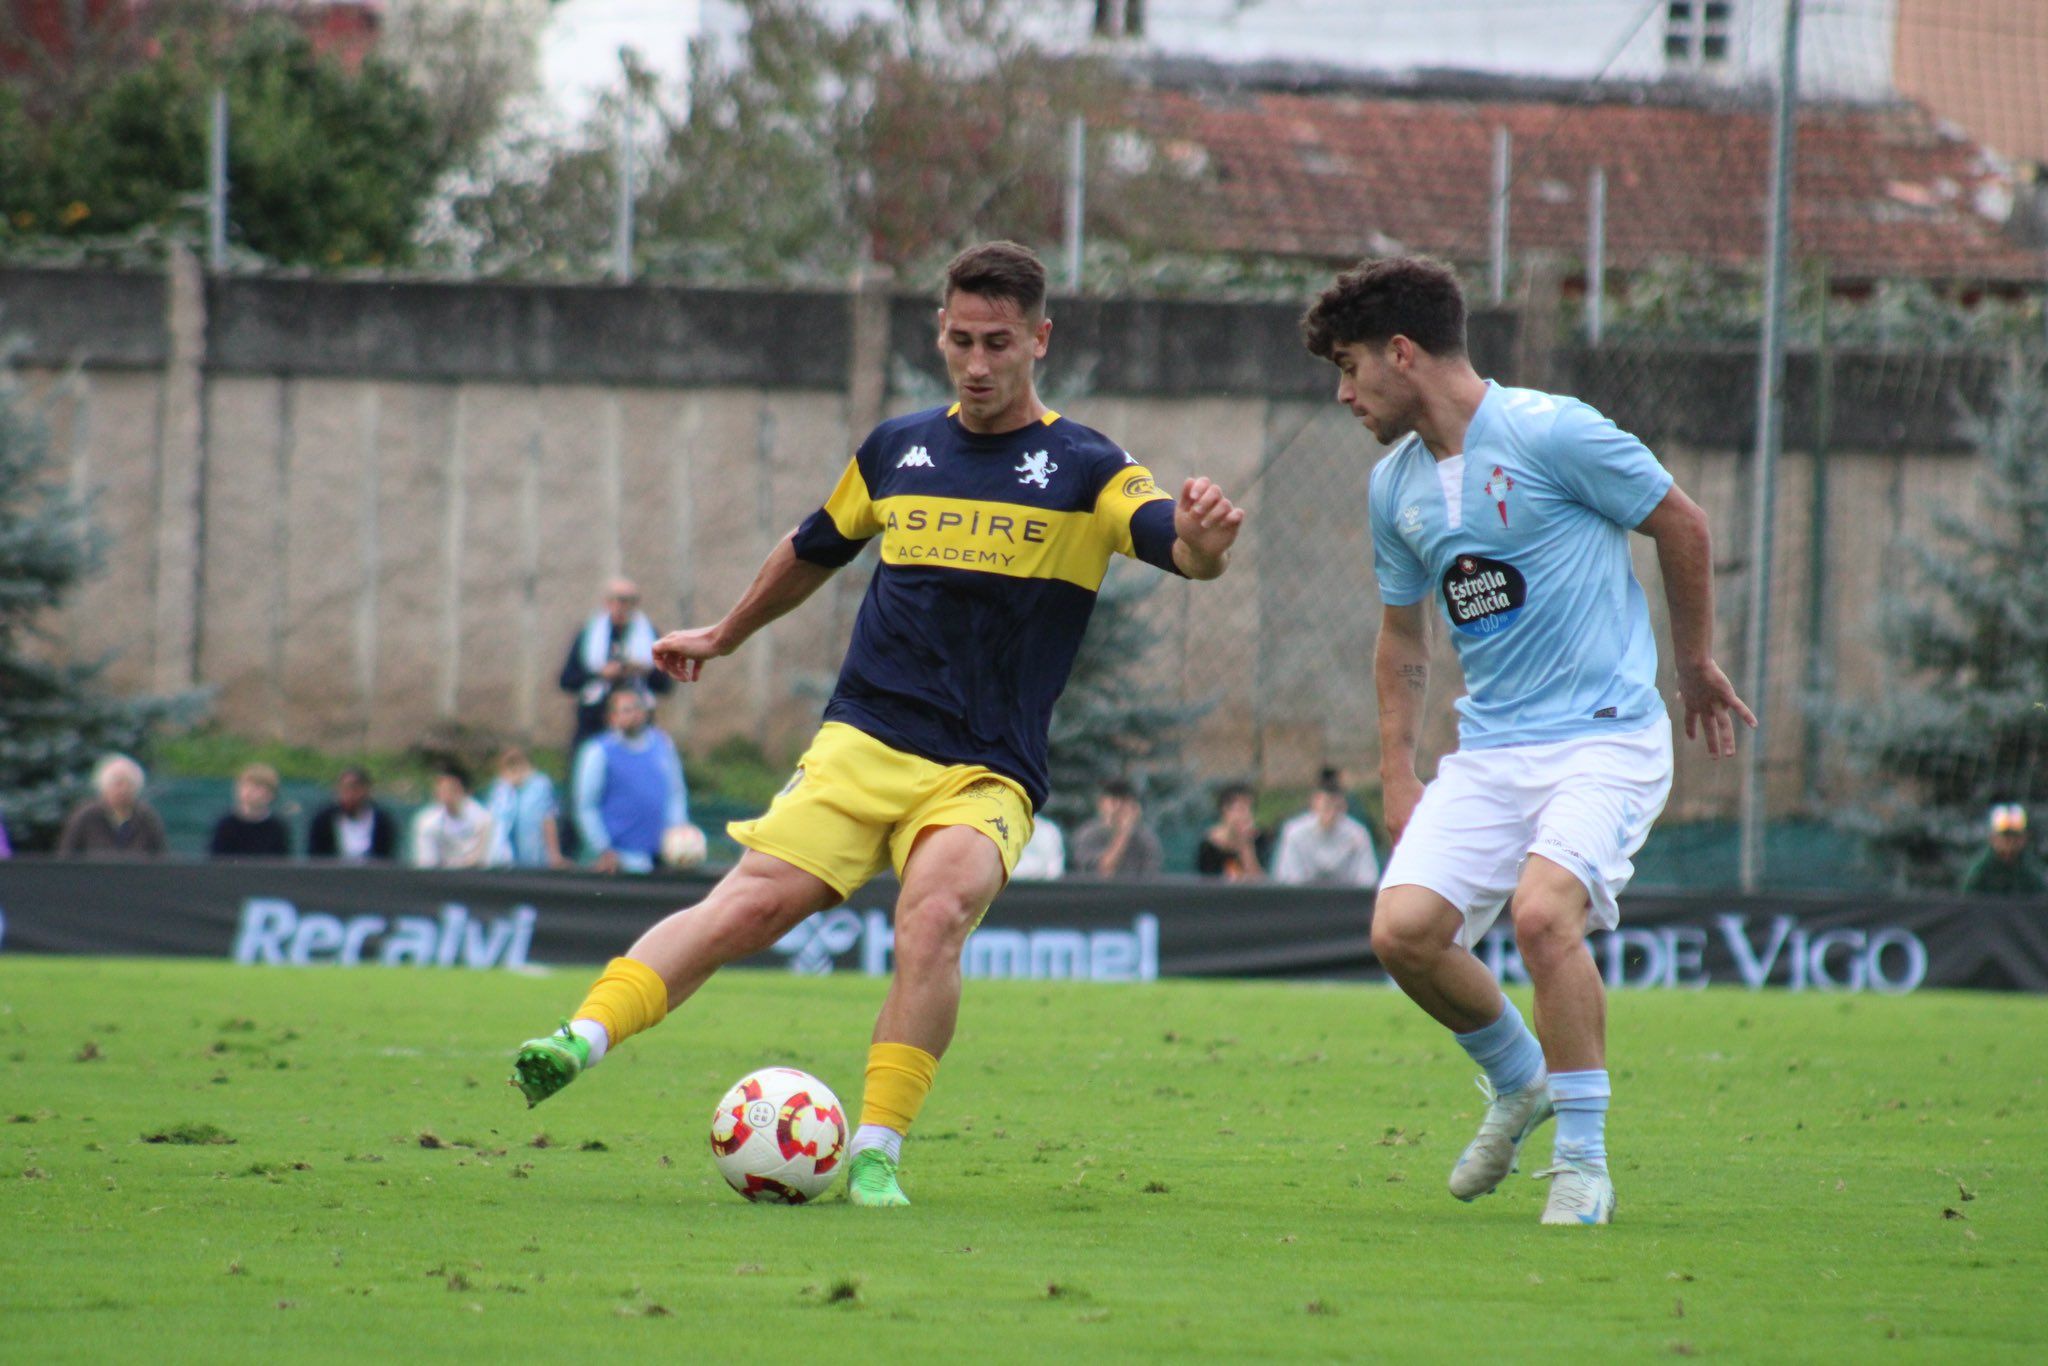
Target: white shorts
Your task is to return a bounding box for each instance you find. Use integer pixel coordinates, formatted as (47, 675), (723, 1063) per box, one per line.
(1381, 717), (1673, 946)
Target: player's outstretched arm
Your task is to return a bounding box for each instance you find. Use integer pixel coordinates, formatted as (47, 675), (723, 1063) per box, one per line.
(652, 532), (837, 683)
(1170, 477), (1247, 580)
(1374, 601), (1431, 846)
(1636, 485), (1757, 759)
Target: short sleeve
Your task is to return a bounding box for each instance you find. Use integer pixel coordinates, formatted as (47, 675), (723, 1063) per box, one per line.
(1546, 402), (1673, 530)
(791, 455), (881, 567)
(1093, 459), (1183, 575)
(1369, 468), (1428, 605)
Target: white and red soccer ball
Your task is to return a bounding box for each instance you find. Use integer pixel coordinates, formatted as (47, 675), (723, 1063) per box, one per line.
(708, 1067), (848, 1204)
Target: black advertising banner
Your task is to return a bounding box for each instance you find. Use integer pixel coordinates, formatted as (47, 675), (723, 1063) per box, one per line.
(1, 861), (2045, 992)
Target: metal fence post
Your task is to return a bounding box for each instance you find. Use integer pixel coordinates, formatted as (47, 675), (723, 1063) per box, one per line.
(1738, 0), (1804, 891)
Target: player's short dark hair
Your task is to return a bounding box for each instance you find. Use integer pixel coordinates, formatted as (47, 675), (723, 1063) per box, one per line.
(944, 240), (1047, 317)
(1301, 257), (1467, 361)
(339, 766), (372, 787)
(1100, 777), (1136, 802)
(1214, 782), (1254, 812)
(436, 760), (471, 791)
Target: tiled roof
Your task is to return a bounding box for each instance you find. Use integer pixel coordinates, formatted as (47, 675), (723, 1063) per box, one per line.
(1117, 84), (2044, 283)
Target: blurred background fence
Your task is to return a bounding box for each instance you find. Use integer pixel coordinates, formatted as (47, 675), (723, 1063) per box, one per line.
(4, 0), (2047, 890)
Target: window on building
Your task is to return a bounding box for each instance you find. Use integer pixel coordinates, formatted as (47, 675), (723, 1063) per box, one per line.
(1093, 0), (1146, 40)
(1665, 0), (1733, 69)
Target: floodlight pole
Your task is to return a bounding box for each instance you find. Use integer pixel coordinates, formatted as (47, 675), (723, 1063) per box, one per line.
(1738, 0), (1803, 892)
(612, 82), (636, 284)
(207, 86), (229, 271)
(1489, 126), (1511, 305)
(1064, 115), (1086, 292)
(1586, 166), (1606, 344)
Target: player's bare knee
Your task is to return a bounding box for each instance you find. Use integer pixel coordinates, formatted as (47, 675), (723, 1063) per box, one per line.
(1510, 895), (1585, 964)
(706, 878), (810, 957)
(1370, 899), (1441, 973)
(894, 888), (981, 963)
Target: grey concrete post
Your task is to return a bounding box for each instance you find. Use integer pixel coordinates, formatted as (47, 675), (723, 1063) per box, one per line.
(151, 245), (207, 692)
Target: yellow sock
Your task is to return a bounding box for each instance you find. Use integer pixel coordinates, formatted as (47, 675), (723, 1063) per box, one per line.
(859, 1041), (940, 1134)
(572, 957), (669, 1049)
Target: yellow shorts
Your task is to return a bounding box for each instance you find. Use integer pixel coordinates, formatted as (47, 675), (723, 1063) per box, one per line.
(728, 722), (1035, 898)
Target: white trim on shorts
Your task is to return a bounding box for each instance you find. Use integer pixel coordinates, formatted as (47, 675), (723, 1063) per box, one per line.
(1380, 716), (1673, 946)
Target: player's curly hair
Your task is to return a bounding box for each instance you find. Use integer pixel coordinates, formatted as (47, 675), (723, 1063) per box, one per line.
(944, 240), (1047, 317)
(1301, 257), (1467, 360)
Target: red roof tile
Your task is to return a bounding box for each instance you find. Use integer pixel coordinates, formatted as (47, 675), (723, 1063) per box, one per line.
(1118, 85), (2043, 283)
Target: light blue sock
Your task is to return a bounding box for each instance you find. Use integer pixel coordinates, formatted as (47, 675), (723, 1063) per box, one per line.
(1453, 997), (1545, 1096)
(1550, 1068), (1610, 1165)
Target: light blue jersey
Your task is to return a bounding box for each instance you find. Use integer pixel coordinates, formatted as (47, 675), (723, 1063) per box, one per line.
(1369, 382), (1673, 750)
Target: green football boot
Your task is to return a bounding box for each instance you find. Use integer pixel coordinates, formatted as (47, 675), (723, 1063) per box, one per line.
(510, 1022), (590, 1108)
(846, 1147), (911, 1207)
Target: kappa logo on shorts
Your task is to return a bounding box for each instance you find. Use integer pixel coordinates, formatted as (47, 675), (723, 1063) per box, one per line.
(985, 815), (1011, 841)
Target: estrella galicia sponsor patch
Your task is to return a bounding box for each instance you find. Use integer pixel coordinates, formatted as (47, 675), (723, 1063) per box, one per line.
(1441, 553), (1527, 636)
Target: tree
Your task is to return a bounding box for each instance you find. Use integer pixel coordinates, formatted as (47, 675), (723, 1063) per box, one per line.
(1819, 361), (2048, 884)
(0, 354), (203, 848)
(1, 15), (447, 267)
(1042, 563), (1204, 830)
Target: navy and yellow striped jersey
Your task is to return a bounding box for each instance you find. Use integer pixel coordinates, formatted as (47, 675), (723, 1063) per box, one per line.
(790, 403), (1182, 809)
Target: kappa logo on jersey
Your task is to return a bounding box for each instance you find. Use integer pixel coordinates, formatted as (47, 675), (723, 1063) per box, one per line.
(897, 445), (934, 469)
(1015, 450), (1059, 488)
(1442, 553), (1528, 637)
(1484, 465), (1514, 526)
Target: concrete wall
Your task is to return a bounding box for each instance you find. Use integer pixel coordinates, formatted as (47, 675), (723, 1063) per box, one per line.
(0, 266), (2006, 816)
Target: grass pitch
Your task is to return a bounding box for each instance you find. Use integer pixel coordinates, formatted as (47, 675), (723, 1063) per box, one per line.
(3, 959), (2044, 1362)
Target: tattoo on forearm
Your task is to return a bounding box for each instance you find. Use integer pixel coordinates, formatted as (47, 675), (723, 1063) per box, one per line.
(1398, 664), (1428, 696)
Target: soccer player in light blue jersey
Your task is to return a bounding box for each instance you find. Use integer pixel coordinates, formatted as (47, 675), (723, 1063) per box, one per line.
(1302, 258), (1754, 1226)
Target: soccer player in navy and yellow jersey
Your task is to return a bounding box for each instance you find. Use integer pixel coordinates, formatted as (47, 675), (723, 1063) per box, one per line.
(510, 241), (1246, 1206)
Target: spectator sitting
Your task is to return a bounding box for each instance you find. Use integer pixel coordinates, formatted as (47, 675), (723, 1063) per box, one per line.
(559, 577), (675, 754)
(574, 688), (691, 875)
(57, 754), (168, 859)
(306, 767), (401, 862)
(1197, 782), (1270, 881)
(1959, 803), (2047, 896)
(1272, 775), (1380, 888)
(1071, 779), (1164, 879)
(1011, 813), (1067, 880)
(486, 746), (565, 869)
(412, 762), (494, 869)
(208, 763), (292, 858)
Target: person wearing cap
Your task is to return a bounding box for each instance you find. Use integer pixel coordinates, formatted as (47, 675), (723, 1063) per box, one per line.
(1959, 804), (2047, 896)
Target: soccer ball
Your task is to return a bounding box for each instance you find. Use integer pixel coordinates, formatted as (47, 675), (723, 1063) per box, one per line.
(708, 1067), (848, 1204)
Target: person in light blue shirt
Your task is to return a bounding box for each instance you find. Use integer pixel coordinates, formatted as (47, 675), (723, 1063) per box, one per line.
(1302, 257), (1753, 1228)
(486, 747), (565, 869)
(573, 689), (690, 875)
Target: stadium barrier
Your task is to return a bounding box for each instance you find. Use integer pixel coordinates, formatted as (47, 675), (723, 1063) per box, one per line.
(2, 863), (2042, 992)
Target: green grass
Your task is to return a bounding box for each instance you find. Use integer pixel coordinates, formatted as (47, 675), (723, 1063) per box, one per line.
(2, 960), (2043, 1362)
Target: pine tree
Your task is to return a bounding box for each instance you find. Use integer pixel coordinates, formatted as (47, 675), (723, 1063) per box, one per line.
(1043, 562), (1206, 829)
(1822, 360), (2048, 884)
(0, 355), (202, 848)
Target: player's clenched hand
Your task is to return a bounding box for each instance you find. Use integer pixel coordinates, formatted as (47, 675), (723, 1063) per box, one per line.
(1173, 477), (1246, 576)
(1381, 769), (1425, 847)
(1675, 657), (1755, 759)
(652, 626), (727, 683)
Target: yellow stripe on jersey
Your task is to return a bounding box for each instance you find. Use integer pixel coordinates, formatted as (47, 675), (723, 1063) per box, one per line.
(944, 404), (1062, 426)
(873, 495), (1113, 590)
(1093, 465), (1172, 558)
(871, 461), (1173, 591)
(819, 457), (882, 542)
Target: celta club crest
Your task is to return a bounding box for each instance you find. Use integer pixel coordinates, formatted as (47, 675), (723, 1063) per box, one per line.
(1015, 450), (1058, 488)
(1484, 466), (1514, 526)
